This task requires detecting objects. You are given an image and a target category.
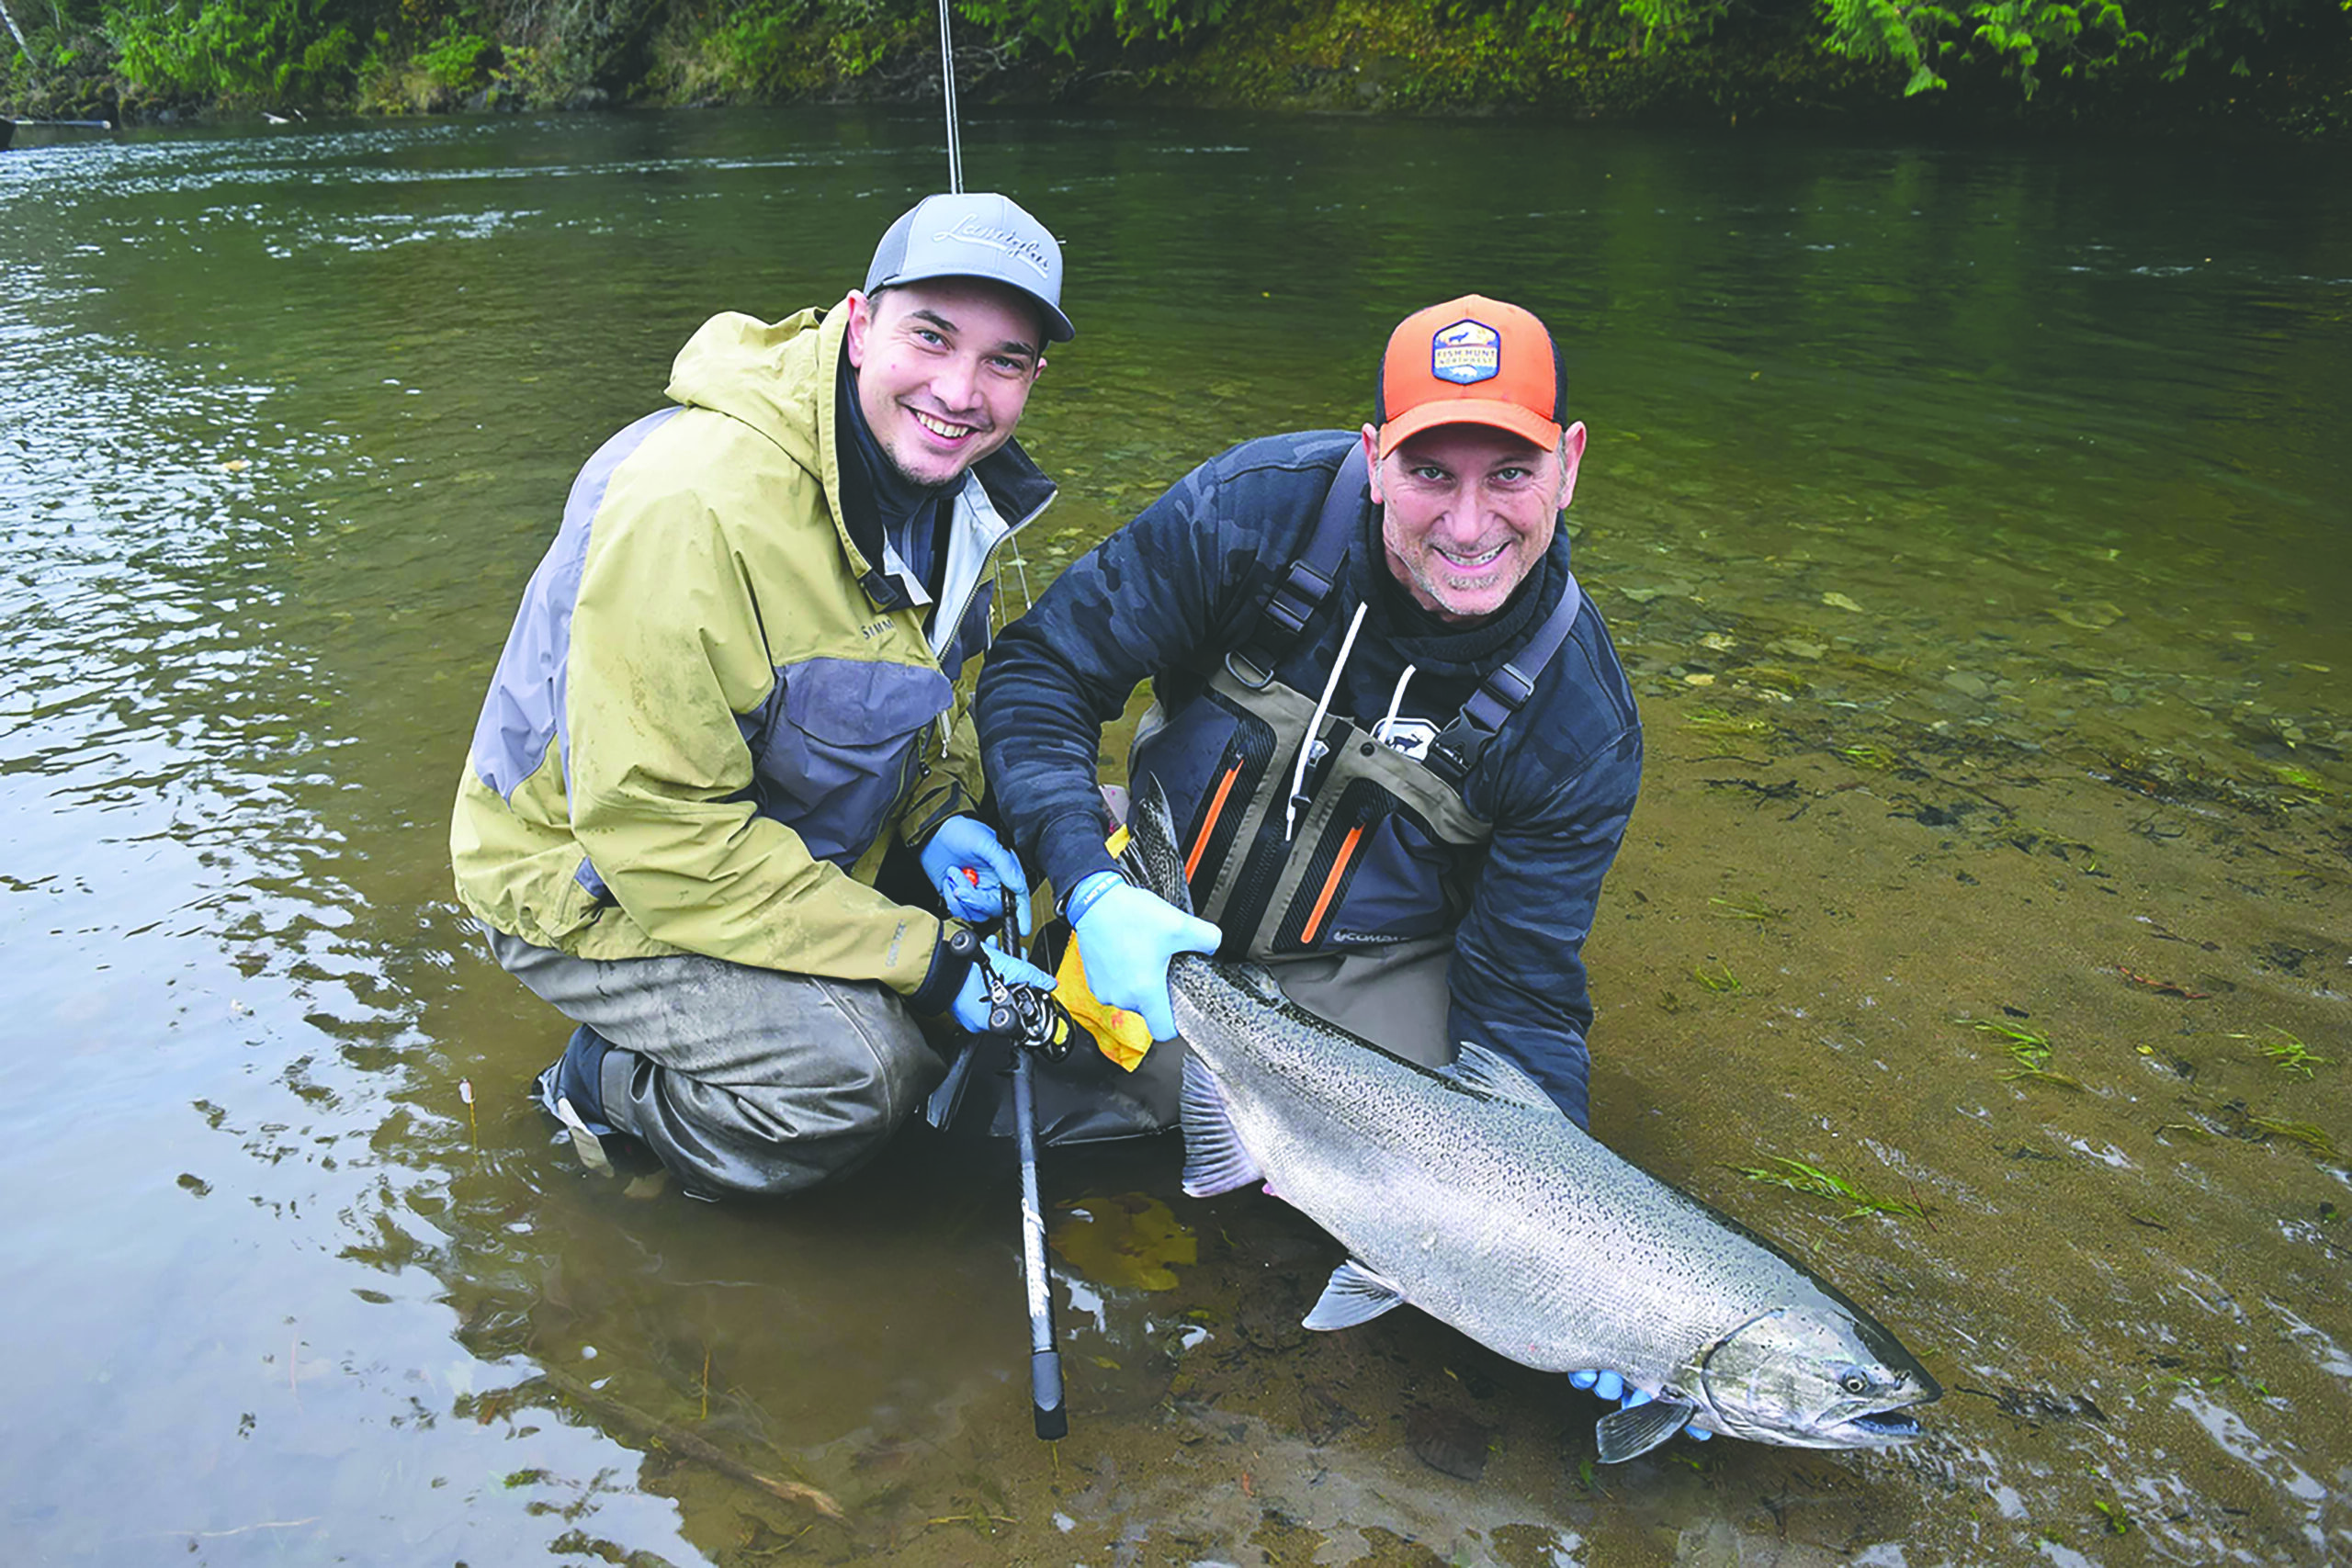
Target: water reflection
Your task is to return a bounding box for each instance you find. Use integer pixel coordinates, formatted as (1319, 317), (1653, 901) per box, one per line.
(0, 107), (2346, 1563)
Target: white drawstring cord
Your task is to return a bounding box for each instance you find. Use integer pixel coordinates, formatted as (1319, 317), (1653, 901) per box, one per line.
(1374, 662), (1418, 748)
(1286, 600), (1368, 841)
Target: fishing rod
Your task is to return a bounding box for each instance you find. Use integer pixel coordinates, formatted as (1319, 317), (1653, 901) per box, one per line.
(968, 887), (1076, 1441)
(928, 0), (1060, 1438)
(936, 0), (963, 197)
(932, 0), (1037, 623)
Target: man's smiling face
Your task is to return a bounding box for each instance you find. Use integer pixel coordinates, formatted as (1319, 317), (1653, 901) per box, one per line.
(1365, 420), (1586, 623)
(845, 277), (1046, 489)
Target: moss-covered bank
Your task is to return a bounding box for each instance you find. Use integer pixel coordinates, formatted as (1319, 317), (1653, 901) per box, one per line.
(4, 0), (2346, 139)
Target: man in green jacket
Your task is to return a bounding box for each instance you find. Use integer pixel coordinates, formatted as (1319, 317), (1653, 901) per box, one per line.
(451, 192), (1070, 1199)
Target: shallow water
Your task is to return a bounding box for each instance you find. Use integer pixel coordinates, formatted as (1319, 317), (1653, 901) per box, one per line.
(1, 108), (2346, 1565)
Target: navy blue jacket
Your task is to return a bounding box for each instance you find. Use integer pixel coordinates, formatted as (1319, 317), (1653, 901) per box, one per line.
(976, 431), (1641, 1125)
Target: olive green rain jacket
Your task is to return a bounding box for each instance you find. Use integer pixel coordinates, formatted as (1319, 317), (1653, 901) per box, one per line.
(450, 302), (1055, 1000)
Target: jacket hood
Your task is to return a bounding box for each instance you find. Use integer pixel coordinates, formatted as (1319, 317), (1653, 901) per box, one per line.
(665, 301), (1057, 608)
(666, 302), (865, 567)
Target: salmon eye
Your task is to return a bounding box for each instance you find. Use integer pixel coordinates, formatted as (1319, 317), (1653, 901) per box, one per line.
(1839, 1372), (1871, 1395)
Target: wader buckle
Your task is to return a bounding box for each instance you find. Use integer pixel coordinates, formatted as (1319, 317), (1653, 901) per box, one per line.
(1224, 648), (1274, 690)
(1427, 660), (1538, 786)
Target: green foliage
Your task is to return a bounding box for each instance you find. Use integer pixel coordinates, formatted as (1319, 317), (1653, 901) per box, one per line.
(1612, 0), (1722, 45)
(956, 0), (1235, 57)
(1, 0), (106, 96)
(11, 0), (2348, 122)
(1619, 0), (2143, 95)
(1817, 0), (1956, 95)
(705, 0), (818, 92)
(2143, 0), (2324, 77)
(106, 0), (360, 101)
(415, 15), (489, 87)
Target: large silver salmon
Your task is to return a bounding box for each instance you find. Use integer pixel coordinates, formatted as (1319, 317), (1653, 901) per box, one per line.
(1122, 784), (1940, 1461)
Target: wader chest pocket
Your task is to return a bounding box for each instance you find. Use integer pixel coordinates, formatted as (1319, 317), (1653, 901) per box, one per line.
(1131, 689), (1279, 917)
(1268, 776), (1460, 953)
(758, 658), (952, 867)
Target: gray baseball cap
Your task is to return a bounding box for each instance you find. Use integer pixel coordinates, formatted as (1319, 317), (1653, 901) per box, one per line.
(864, 191), (1074, 344)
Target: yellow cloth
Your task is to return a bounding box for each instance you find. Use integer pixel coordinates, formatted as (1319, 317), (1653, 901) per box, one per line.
(1058, 826), (1155, 1071)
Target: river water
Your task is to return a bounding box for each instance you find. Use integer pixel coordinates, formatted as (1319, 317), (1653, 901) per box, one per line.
(1, 107), (2346, 1566)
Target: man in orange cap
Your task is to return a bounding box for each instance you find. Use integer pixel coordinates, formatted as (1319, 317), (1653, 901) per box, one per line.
(973, 294), (1673, 1427)
(974, 295), (1639, 1143)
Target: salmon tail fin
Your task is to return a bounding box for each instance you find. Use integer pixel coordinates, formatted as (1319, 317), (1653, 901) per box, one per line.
(1121, 780), (1195, 915)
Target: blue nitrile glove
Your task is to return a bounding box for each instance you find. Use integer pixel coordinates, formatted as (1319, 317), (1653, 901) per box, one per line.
(1066, 870), (1222, 1042)
(1572, 1371), (1710, 1438)
(951, 945), (1058, 1035)
(921, 816), (1033, 938)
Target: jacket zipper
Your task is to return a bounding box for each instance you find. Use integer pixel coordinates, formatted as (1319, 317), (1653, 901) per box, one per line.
(931, 484), (1055, 663)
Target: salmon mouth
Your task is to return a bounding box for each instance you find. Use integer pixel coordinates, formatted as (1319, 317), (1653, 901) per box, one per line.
(1842, 1409), (1923, 1441)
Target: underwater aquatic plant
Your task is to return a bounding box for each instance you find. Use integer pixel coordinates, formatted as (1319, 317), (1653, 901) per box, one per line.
(1691, 960), (1742, 995)
(1708, 893), (1784, 921)
(2233, 1026), (2332, 1077)
(1681, 705), (1772, 736)
(1955, 1016), (2084, 1089)
(1733, 1156), (1926, 1220)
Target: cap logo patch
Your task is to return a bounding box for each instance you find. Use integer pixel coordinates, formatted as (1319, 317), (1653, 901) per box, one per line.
(933, 214), (1053, 277)
(1430, 319), (1500, 386)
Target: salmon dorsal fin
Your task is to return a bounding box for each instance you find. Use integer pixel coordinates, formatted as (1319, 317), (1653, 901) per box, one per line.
(1594, 1398), (1695, 1463)
(1303, 1259), (1407, 1330)
(1230, 963), (1288, 1007)
(1447, 1043), (1558, 1112)
(1179, 1054), (1263, 1198)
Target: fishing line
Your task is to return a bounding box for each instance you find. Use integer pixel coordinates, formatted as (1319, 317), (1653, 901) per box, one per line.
(937, 0), (964, 195)
(1001, 525), (1037, 622)
(939, 18), (1056, 1435)
(938, 0), (1041, 620)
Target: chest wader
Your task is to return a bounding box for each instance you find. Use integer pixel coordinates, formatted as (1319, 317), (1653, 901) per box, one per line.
(987, 447), (1583, 1146)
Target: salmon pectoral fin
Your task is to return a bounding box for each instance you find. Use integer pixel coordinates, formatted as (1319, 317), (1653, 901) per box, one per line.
(1179, 1054), (1264, 1198)
(1595, 1398), (1696, 1463)
(1303, 1258), (1408, 1331)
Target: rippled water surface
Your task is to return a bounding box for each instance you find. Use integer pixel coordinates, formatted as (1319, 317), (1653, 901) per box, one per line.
(2, 109), (2346, 1566)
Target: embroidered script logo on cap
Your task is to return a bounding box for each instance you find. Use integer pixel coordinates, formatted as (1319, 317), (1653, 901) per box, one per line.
(1430, 319), (1501, 386)
(933, 214), (1054, 277)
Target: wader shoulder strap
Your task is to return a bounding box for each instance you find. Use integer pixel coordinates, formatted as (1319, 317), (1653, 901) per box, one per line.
(1226, 445), (1369, 690)
(1425, 569), (1584, 788)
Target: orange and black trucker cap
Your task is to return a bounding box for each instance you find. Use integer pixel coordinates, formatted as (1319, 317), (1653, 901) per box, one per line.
(1374, 295), (1565, 457)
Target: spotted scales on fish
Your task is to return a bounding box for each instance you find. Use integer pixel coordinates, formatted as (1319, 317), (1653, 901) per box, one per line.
(1123, 781), (1941, 1461)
